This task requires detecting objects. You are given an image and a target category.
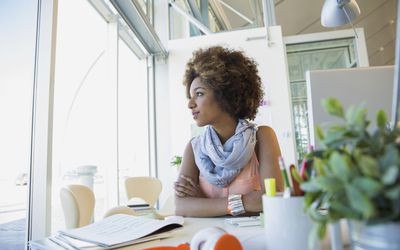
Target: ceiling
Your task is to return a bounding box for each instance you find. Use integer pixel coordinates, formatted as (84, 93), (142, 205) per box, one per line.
(209, 0), (397, 66)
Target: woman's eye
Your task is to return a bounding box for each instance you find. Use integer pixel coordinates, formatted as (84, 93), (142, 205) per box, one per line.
(196, 92), (204, 97)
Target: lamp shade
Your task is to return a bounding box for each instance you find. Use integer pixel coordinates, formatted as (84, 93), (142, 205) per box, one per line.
(321, 0), (361, 27)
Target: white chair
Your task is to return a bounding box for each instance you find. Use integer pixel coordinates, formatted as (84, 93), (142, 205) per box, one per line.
(60, 184), (95, 229)
(157, 194), (175, 217)
(124, 176), (162, 207)
(103, 205), (137, 218)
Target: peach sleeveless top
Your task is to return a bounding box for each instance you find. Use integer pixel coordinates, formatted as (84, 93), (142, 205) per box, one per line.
(199, 152), (262, 198)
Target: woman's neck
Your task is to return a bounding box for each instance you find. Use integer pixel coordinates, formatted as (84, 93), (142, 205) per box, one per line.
(211, 117), (238, 144)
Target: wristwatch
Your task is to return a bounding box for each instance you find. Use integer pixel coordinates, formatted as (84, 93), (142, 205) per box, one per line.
(227, 194), (246, 216)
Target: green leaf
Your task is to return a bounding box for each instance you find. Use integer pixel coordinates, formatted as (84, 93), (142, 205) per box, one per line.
(352, 177), (382, 197)
(317, 222), (327, 239)
(323, 127), (347, 145)
(345, 105), (356, 125)
(316, 125), (325, 141)
(308, 222), (327, 250)
(304, 192), (319, 208)
(380, 145), (400, 170)
(385, 186), (400, 200)
(308, 205), (327, 222)
(345, 184), (374, 218)
(352, 105), (368, 132)
(376, 110), (388, 130)
(329, 152), (351, 181)
(301, 181), (322, 192)
(357, 155), (380, 178)
(315, 176), (342, 192)
(313, 158), (326, 176)
(381, 165), (399, 185)
(322, 98), (344, 118)
(329, 201), (359, 219)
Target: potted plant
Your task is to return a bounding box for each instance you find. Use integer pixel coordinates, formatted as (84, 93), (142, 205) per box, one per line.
(170, 155), (182, 170)
(299, 98), (400, 249)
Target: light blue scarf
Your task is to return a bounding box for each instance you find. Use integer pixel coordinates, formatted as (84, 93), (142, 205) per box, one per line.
(191, 119), (257, 188)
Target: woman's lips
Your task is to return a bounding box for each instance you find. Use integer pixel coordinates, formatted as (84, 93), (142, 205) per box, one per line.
(192, 111), (199, 119)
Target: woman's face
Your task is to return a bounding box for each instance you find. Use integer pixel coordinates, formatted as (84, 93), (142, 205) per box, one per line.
(188, 77), (225, 127)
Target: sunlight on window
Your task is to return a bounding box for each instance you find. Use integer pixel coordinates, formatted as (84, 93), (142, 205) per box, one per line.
(52, 0), (149, 233)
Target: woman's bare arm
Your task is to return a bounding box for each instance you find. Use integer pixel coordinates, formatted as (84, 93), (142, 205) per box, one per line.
(256, 126), (284, 192)
(174, 127), (283, 216)
(241, 126), (283, 212)
(174, 141), (228, 217)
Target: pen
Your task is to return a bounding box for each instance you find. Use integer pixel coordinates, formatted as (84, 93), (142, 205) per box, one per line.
(278, 156), (291, 189)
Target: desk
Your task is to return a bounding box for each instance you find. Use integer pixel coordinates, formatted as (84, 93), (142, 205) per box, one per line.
(30, 217), (266, 250)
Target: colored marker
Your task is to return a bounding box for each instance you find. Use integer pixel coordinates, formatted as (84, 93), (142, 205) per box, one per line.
(278, 156), (291, 189)
(264, 178), (276, 197)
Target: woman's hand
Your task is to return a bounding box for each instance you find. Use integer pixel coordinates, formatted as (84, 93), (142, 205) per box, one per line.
(174, 175), (205, 198)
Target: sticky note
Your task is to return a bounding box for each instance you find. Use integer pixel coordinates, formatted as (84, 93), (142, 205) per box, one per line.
(264, 178), (276, 197)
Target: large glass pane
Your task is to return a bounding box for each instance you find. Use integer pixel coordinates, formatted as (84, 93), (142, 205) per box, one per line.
(51, 0), (111, 233)
(51, 0), (151, 233)
(0, 1), (38, 249)
(286, 38), (358, 163)
(117, 38), (150, 204)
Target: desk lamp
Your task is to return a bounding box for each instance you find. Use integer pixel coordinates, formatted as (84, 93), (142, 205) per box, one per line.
(321, 0), (360, 37)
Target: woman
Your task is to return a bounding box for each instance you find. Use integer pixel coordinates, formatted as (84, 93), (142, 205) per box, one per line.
(174, 46), (283, 217)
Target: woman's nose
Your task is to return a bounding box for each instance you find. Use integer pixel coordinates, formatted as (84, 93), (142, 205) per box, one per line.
(187, 98), (195, 109)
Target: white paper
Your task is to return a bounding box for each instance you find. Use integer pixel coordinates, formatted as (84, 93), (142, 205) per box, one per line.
(225, 216), (261, 227)
(59, 214), (183, 248)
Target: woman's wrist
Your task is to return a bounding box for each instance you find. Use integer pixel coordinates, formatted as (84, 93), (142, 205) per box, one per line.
(227, 194), (246, 216)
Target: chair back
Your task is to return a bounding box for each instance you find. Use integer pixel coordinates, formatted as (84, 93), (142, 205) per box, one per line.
(60, 184), (95, 229)
(124, 176), (162, 207)
(103, 206), (137, 218)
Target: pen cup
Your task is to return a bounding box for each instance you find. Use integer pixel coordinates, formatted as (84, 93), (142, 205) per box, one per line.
(262, 195), (319, 250)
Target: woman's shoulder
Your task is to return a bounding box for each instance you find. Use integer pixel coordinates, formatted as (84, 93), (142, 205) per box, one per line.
(256, 125), (277, 142)
(256, 125), (275, 135)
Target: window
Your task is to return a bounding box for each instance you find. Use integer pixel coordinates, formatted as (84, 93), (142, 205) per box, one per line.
(117, 38), (150, 204)
(286, 37), (359, 163)
(51, 0), (150, 232)
(0, 1), (38, 249)
(169, 0), (265, 39)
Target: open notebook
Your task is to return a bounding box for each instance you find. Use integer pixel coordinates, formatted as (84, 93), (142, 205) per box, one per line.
(30, 214), (184, 250)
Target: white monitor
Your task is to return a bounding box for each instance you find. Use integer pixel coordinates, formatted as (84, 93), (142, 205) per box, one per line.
(306, 65), (394, 149)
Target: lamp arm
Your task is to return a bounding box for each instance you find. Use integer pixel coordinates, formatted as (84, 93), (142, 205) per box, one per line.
(342, 7), (358, 39)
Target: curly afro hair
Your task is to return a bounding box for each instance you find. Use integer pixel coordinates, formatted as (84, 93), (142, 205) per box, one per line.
(183, 46), (264, 120)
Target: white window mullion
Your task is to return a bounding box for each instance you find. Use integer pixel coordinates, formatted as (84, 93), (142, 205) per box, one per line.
(147, 56), (157, 179)
(105, 17), (119, 208)
(28, 0), (58, 241)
